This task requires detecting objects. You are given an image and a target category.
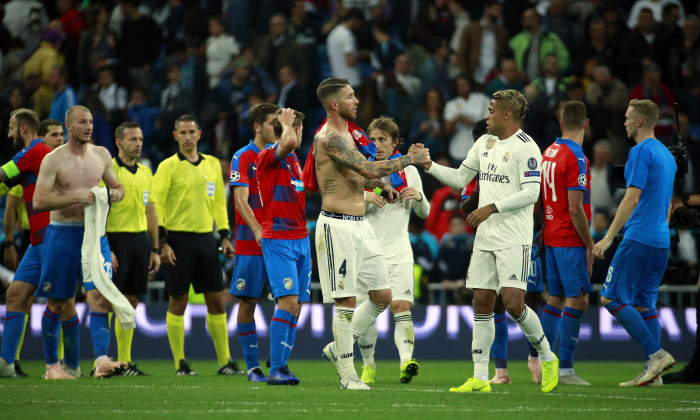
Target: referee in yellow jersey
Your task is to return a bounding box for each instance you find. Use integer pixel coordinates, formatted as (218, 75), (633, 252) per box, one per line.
(106, 122), (161, 376)
(153, 114), (242, 376)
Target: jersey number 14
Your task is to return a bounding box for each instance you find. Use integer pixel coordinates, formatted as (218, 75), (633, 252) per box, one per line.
(541, 160), (557, 202)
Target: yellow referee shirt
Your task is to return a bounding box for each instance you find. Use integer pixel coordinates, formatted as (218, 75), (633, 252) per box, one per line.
(106, 157), (154, 233)
(0, 184), (30, 231)
(152, 152), (229, 233)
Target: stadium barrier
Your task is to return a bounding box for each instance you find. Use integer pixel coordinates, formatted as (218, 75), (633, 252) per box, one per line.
(1, 303), (695, 361)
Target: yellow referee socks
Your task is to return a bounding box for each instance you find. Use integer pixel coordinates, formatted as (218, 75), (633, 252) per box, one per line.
(207, 312), (230, 367)
(115, 316), (134, 363)
(15, 314), (29, 361)
(57, 323), (64, 361)
(166, 312), (186, 369)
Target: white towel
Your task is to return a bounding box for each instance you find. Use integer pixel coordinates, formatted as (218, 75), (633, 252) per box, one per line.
(82, 186), (135, 329)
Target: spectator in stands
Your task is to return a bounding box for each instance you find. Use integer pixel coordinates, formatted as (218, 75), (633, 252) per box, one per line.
(276, 65), (308, 117)
(206, 15), (240, 89)
(326, 8), (367, 87)
(601, 4), (630, 74)
(253, 13), (309, 89)
(48, 65), (77, 125)
(523, 53), (567, 148)
(160, 63), (194, 148)
(95, 66), (128, 132)
(57, 0), (85, 42)
(436, 213), (472, 304)
(238, 46), (279, 103)
(681, 15), (700, 91)
(456, 0), (509, 89)
(117, 0), (164, 89)
(484, 58), (524, 96)
(449, 0), (471, 54)
(509, 8), (570, 81)
(626, 0), (685, 29)
(586, 65), (629, 147)
(425, 185), (465, 241)
(370, 19), (405, 73)
(629, 62), (676, 139)
(419, 37), (452, 101)
(443, 74), (489, 161)
(376, 54), (421, 135)
(127, 86), (159, 148)
(409, 88), (447, 155)
(579, 18), (618, 76)
(590, 140), (616, 214)
(619, 7), (664, 85)
(23, 29), (65, 120)
(2, 0), (48, 53)
(657, 3), (686, 88)
(408, 212), (439, 288)
(288, 0), (328, 91)
(78, 3), (117, 88)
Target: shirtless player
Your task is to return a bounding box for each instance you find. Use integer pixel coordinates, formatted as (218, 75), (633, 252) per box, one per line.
(313, 78), (430, 390)
(33, 105), (126, 378)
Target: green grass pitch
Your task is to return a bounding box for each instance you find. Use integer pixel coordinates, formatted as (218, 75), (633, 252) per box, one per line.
(1, 360), (698, 419)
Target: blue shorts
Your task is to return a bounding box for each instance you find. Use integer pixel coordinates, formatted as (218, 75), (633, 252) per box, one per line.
(230, 254), (269, 298)
(545, 246), (593, 298)
(601, 239), (668, 308)
(13, 243), (45, 287)
(527, 250), (543, 293)
(261, 237), (311, 302)
(35, 224), (112, 299)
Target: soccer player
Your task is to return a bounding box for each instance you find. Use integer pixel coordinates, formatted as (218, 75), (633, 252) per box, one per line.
(256, 108), (310, 385)
(229, 103), (279, 382)
(592, 99), (677, 386)
(106, 122), (161, 376)
(312, 78), (430, 390)
(539, 100), (594, 386)
(0, 110), (80, 379)
(356, 116), (430, 384)
(418, 89), (559, 393)
(33, 105), (126, 379)
(153, 114), (242, 376)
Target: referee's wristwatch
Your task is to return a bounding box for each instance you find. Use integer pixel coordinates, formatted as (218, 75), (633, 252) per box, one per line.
(151, 247), (161, 254)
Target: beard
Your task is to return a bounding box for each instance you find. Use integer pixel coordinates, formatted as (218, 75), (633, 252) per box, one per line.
(338, 107), (355, 122)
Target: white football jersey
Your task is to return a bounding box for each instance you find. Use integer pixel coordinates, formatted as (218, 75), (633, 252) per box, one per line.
(463, 129), (542, 251)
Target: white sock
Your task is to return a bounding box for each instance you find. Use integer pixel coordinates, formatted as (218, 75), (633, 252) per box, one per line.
(351, 299), (385, 339)
(515, 306), (554, 362)
(357, 320), (377, 369)
(333, 306), (356, 378)
(393, 311), (414, 366)
(472, 313), (494, 381)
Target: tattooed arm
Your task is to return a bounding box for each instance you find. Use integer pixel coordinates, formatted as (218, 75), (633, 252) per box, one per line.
(320, 132), (430, 179)
(364, 179), (387, 190)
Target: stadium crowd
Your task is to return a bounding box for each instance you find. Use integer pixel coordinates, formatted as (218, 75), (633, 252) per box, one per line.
(0, 0), (699, 387)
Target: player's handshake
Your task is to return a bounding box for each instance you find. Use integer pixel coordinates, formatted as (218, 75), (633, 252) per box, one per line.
(407, 143), (431, 168)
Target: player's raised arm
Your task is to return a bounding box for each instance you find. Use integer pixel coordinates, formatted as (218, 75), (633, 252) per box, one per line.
(317, 131), (430, 179)
(33, 152), (94, 211)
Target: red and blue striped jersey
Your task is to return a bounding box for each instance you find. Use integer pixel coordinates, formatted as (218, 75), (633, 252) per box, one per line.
(541, 138), (591, 247)
(257, 143), (308, 240)
(230, 140), (264, 255)
(7, 139), (52, 245)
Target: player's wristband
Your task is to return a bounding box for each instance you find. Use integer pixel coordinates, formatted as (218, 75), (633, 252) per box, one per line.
(151, 247), (161, 254)
(218, 229), (230, 240)
(373, 187), (390, 199)
(2, 240), (13, 247)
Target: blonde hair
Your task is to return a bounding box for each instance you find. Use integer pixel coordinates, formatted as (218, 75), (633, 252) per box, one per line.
(65, 105), (91, 124)
(367, 116), (402, 150)
(628, 99), (659, 127)
(492, 89), (529, 121)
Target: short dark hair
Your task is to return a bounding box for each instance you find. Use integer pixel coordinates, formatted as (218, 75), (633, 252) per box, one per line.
(174, 114), (198, 130)
(12, 109), (40, 134)
(272, 109), (305, 137)
(472, 118), (488, 139)
(560, 100), (587, 131)
(316, 78), (350, 109)
(344, 7), (364, 22)
(249, 103), (279, 132)
(38, 119), (62, 137)
(115, 121), (142, 140)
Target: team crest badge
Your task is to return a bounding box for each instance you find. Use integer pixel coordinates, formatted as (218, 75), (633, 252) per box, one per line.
(284, 278), (293, 290)
(486, 138), (496, 150)
(578, 174), (587, 187)
(338, 280), (344, 290)
(236, 279), (246, 291)
(42, 282), (52, 293)
(528, 157), (537, 169)
(502, 152), (510, 162)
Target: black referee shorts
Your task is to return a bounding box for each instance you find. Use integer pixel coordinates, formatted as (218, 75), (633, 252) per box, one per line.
(107, 231), (151, 296)
(165, 231), (224, 295)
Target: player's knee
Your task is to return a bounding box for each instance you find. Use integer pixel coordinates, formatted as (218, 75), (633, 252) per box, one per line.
(504, 301), (526, 319)
(168, 294), (188, 315)
(600, 296), (612, 306)
(390, 300), (411, 313)
(369, 288), (392, 308)
(47, 299), (68, 314)
(5, 282), (32, 309)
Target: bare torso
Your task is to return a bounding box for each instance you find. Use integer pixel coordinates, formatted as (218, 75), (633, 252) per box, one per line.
(49, 143), (109, 223)
(315, 124), (366, 216)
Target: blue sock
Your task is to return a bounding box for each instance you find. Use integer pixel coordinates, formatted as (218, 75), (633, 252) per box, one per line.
(642, 308), (661, 359)
(269, 309), (292, 371)
(604, 301), (661, 357)
(492, 313), (508, 369)
(0, 311), (25, 364)
(61, 315), (81, 369)
(237, 322), (259, 370)
(559, 307), (583, 369)
(89, 312), (110, 359)
(42, 308), (61, 364)
(539, 304), (562, 351)
(284, 316), (298, 365)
